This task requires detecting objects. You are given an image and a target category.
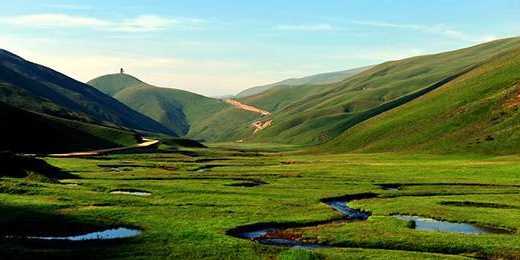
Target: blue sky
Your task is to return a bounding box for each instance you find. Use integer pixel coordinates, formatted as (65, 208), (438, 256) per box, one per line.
(1, 0), (519, 96)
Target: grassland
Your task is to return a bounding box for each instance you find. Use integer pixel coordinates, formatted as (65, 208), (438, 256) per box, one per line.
(325, 37), (520, 155)
(1, 143), (519, 260)
(188, 37), (520, 145)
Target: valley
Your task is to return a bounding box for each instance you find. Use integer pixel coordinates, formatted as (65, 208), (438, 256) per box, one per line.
(1, 14), (520, 259)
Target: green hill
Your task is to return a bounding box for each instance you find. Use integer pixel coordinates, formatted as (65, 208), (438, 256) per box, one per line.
(0, 49), (176, 136)
(0, 101), (141, 154)
(88, 74), (228, 137)
(230, 37), (520, 145)
(235, 65), (372, 98)
(325, 37), (520, 154)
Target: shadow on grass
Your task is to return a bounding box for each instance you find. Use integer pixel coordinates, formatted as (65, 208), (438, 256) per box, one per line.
(0, 203), (140, 260)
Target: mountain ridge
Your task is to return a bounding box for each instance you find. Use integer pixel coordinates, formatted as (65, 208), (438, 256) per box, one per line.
(0, 49), (177, 136)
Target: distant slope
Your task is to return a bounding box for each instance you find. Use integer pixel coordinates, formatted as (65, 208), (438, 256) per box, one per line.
(0, 101), (141, 154)
(235, 65), (372, 97)
(0, 49), (176, 136)
(326, 39), (520, 154)
(89, 74), (228, 136)
(192, 37), (520, 144)
(245, 37), (520, 145)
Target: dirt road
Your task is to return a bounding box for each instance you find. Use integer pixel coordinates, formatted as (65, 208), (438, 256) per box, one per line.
(224, 99), (271, 116)
(48, 138), (159, 157)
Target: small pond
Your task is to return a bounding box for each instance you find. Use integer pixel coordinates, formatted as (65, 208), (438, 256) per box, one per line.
(109, 189), (152, 196)
(394, 215), (511, 234)
(8, 227), (141, 241)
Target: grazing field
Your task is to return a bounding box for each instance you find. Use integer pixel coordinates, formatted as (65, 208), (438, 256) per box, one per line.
(1, 144), (519, 260)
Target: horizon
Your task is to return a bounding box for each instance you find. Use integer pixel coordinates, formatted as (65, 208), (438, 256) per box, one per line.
(1, 0), (519, 96)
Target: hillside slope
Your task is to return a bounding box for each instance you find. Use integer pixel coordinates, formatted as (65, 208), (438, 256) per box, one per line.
(235, 66), (372, 98)
(241, 37), (520, 145)
(0, 49), (176, 136)
(326, 41), (520, 154)
(89, 74), (228, 136)
(0, 101), (141, 154)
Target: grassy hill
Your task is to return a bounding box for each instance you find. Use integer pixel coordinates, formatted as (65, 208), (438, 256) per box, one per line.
(325, 38), (520, 154)
(0, 49), (176, 136)
(233, 37), (520, 145)
(88, 74), (228, 137)
(0, 101), (141, 154)
(235, 65), (372, 98)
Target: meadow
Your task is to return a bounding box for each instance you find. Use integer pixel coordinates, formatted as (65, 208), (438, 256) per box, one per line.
(1, 143), (519, 260)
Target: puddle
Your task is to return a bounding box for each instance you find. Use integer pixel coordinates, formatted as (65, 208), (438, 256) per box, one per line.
(394, 215), (511, 234)
(60, 182), (81, 186)
(191, 165), (223, 172)
(379, 184), (402, 191)
(7, 227), (141, 241)
(109, 189), (152, 196)
(225, 180), (267, 187)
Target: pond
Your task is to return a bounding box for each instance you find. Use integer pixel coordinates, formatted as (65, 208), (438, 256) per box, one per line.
(394, 215), (511, 234)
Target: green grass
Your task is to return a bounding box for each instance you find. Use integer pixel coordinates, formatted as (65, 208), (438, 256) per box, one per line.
(1, 144), (520, 259)
(189, 37), (520, 145)
(325, 37), (520, 154)
(250, 37), (520, 145)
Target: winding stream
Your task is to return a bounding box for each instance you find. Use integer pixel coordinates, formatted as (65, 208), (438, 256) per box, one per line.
(228, 194), (375, 249)
(228, 193), (510, 250)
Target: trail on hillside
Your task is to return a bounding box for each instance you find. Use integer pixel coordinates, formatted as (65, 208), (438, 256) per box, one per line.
(224, 99), (271, 116)
(48, 138), (159, 157)
(224, 99), (273, 134)
(252, 120), (273, 134)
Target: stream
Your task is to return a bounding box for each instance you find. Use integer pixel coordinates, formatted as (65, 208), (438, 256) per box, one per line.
(228, 193), (510, 250)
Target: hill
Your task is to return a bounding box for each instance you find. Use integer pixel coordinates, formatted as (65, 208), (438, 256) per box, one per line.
(0, 101), (141, 154)
(0, 49), (176, 136)
(234, 37), (520, 145)
(235, 65), (372, 98)
(325, 37), (520, 154)
(189, 38), (520, 143)
(88, 74), (228, 136)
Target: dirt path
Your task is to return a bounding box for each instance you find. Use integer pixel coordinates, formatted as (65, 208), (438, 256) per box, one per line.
(48, 138), (159, 157)
(224, 99), (271, 116)
(252, 120), (273, 134)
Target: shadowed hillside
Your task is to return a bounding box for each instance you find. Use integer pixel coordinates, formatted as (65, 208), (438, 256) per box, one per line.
(0, 101), (141, 154)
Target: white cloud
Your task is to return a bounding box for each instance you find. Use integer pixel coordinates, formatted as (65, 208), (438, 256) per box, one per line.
(40, 4), (92, 10)
(113, 15), (179, 32)
(350, 20), (497, 43)
(0, 13), (206, 32)
(275, 23), (333, 31)
(1, 13), (109, 28)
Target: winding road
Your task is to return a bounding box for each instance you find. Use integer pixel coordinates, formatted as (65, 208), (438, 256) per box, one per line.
(48, 138), (159, 157)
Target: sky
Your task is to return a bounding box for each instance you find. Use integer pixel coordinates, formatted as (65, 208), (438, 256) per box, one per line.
(1, 0), (519, 96)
